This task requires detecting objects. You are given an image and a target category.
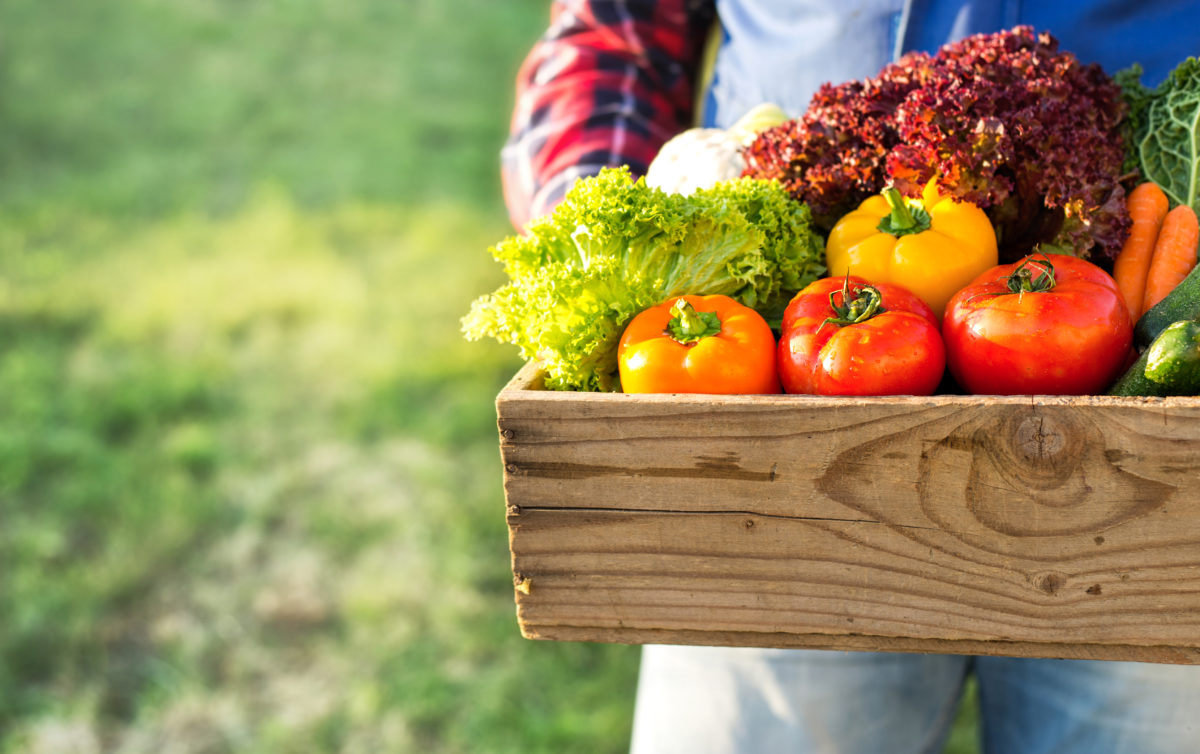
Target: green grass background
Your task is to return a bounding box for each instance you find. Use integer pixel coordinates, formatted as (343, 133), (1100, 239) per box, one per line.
(0, 1), (978, 751)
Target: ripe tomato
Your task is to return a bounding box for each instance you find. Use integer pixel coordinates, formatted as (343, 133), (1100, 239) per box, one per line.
(942, 253), (1133, 395)
(778, 276), (945, 395)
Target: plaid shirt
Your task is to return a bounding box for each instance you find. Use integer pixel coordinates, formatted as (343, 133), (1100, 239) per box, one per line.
(501, 0), (716, 229)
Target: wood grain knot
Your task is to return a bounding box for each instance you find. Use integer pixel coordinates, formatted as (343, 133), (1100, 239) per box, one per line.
(943, 407), (1172, 536)
(1032, 571), (1067, 595)
(995, 412), (1085, 494)
(817, 404), (1173, 542)
(1014, 415), (1066, 461)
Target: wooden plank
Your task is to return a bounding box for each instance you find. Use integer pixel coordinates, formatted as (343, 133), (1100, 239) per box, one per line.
(497, 369), (1200, 661)
(510, 510), (1200, 646)
(525, 626), (1200, 665)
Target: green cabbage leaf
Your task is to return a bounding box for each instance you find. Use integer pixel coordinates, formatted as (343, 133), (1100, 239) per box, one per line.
(462, 167), (824, 391)
(1123, 58), (1200, 212)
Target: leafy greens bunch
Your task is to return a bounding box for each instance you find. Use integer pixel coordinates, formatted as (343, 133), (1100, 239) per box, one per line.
(1121, 57), (1200, 214)
(463, 167), (824, 391)
(743, 26), (1130, 262)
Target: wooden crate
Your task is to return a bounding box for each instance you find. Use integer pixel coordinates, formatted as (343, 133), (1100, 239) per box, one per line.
(496, 363), (1200, 664)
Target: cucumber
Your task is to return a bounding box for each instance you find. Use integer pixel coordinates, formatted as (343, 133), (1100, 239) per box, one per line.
(1134, 263), (1200, 349)
(1107, 348), (1170, 396)
(1109, 320), (1200, 396)
(1145, 320), (1200, 390)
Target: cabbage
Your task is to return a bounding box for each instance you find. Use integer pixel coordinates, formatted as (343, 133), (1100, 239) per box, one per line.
(463, 167), (824, 391)
(1123, 58), (1200, 213)
(644, 104), (790, 197)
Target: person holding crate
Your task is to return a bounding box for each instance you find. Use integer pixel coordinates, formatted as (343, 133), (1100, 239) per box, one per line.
(502, 2), (1200, 753)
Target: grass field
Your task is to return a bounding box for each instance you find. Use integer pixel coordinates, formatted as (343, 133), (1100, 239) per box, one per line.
(0, 1), (977, 752)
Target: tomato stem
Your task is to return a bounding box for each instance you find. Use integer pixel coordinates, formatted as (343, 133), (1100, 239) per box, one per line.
(876, 187), (932, 237)
(666, 299), (722, 344)
(963, 253), (1058, 306)
(822, 276), (886, 329)
(1004, 254), (1057, 295)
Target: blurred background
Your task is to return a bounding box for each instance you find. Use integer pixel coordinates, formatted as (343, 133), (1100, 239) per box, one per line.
(0, 1), (641, 752)
(0, 2), (978, 752)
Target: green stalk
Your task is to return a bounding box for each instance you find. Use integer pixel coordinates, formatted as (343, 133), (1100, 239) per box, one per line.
(666, 299), (722, 344)
(876, 187), (932, 236)
(821, 276), (886, 331)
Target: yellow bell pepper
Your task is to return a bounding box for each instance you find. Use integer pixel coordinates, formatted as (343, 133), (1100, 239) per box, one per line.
(826, 183), (998, 319)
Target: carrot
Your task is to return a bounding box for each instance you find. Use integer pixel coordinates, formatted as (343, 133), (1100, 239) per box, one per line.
(1141, 204), (1200, 315)
(1112, 182), (1169, 321)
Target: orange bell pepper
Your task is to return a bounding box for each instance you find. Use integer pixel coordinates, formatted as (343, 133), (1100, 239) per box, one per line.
(617, 294), (780, 394)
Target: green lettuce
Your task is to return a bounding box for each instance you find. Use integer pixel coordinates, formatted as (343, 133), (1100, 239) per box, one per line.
(462, 167), (824, 391)
(1121, 58), (1200, 212)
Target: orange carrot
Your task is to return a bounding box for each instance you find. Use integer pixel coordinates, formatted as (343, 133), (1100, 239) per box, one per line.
(1112, 182), (1168, 321)
(1142, 204), (1200, 315)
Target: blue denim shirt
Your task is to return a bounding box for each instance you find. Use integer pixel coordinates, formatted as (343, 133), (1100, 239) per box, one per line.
(703, 0), (1199, 127)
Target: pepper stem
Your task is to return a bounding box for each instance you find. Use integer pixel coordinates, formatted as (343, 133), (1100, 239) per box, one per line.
(876, 187), (932, 237)
(666, 299), (722, 345)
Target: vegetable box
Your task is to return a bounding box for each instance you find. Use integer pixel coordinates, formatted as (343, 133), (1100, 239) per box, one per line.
(496, 363), (1200, 665)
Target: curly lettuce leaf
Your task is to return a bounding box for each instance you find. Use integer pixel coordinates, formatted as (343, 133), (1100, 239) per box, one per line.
(463, 167), (824, 391)
(1125, 58), (1200, 213)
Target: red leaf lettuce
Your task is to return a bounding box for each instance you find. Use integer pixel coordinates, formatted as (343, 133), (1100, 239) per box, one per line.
(743, 26), (1131, 262)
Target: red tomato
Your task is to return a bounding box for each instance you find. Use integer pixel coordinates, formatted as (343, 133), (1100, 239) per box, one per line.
(778, 276), (945, 395)
(942, 253), (1133, 395)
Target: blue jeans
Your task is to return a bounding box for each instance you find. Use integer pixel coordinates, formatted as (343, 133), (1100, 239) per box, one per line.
(630, 646), (1200, 753)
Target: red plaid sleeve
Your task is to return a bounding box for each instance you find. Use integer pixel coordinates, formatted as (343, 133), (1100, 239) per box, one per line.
(501, 0), (717, 229)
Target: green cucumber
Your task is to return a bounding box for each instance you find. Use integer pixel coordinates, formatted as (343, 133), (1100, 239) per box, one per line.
(1107, 348), (1170, 396)
(1135, 263), (1200, 349)
(1145, 320), (1200, 390)
(1109, 320), (1200, 396)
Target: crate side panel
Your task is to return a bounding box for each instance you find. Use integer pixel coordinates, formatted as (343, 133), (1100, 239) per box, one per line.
(509, 509), (1200, 649)
(499, 396), (1200, 546)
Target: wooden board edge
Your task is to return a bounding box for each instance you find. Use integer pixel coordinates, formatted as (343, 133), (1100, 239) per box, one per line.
(498, 361), (545, 394)
(494, 364), (1200, 408)
(518, 624), (1200, 666)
